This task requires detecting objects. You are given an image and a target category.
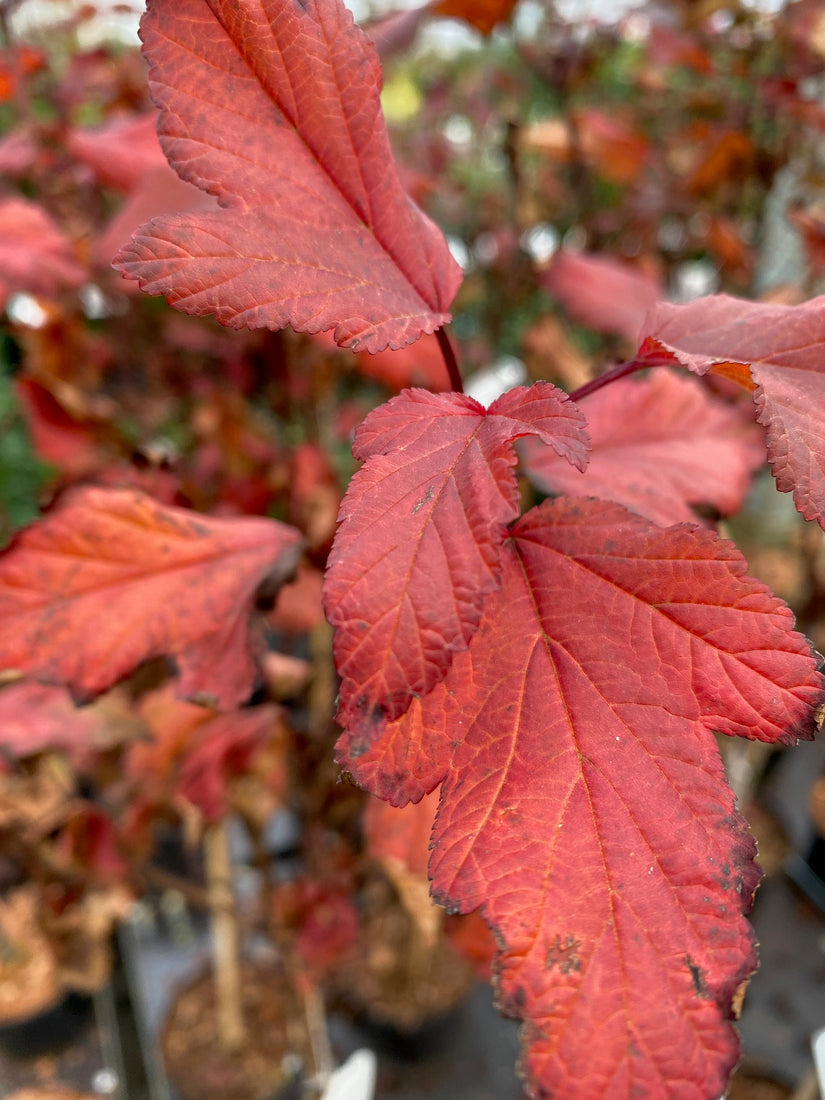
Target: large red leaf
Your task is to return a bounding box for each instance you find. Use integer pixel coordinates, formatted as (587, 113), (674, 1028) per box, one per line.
(112, 0), (461, 352)
(0, 487), (302, 708)
(521, 370), (764, 526)
(324, 383), (589, 733)
(338, 498), (823, 1098)
(634, 293), (825, 527)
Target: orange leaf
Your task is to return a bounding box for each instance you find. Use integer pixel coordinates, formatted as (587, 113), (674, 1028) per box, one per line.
(0, 487), (302, 708)
(430, 0), (518, 35)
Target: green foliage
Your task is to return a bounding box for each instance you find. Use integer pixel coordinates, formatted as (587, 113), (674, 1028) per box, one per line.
(0, 363), (52, 542)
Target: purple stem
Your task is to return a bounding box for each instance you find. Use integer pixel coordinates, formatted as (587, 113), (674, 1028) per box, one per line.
(567, 355), (666, 404)
(437, 327), (463, 394)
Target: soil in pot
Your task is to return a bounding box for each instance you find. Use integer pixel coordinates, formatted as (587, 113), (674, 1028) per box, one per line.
(330, 873), (477, 1035)
(161, 959), (313, 1100)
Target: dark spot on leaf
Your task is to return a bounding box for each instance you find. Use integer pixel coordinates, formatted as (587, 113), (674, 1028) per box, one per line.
(499, 984), (527, 1016)
(545, 934), (582, 975)
(685, 955), (709, 998)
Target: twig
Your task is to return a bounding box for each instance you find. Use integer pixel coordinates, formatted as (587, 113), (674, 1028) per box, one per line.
(298, 975), (335, 1087)
(204, 820), (246, 1052)
(567, 356), (654, 404)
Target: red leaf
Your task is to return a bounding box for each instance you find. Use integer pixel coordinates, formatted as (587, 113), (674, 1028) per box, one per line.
(0, 681), (139, 766)
(0, 487), (302, 708)
(350, 332), (453, 392)
(268, 563), (326, 636)
(521, 370), (765, 526)
(635, 293), (825, 527)
(0, 127), (41, 177)
(324, 384), (589, 732)
(176, 704), (283, 821)
(14, 376), (108, 479)
(430, 0), (519, 35)
(541, 250), (663, 343)
(362, 790), (439, 877)
(0, 197), (86, 309)
(67, 111), (168, 192)
(413, 498), (821, 1099)
(57, 805), (128, 881)
(95, 165), (213, 269)
(113, 0), (461, 352)
(129, 684), (214, 792)
(335, 680), (451, 807)
(284, 879), (360, 976)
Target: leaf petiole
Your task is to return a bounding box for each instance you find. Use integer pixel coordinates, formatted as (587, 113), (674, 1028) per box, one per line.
(436, 327), (463, 394)
(567, 355), (659, 404)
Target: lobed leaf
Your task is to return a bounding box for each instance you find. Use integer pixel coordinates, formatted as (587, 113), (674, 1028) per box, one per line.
(339, 497), (824, 1098)
(113, 0), (461, 352)
(324, 383), (589, 734)
(521, 369), (765, 526)
(0, 486), (302, 709)
(635, 293), (825, 527)
(335, 682), (451, 807)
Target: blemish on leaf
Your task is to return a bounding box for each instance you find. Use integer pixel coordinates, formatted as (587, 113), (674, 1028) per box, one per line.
(412, 485), (434, 514)
(685, 955), (709, 998)
(545, 934), (582, 975)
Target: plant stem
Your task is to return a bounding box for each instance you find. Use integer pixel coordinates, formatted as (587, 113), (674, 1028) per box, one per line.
(204, 820), (246, 1053)
(436, 327), (463, 393)
(567, 356), (656, 404)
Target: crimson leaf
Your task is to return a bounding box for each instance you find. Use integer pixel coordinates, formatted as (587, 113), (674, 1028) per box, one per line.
(521, 369), (764, 526)
(323, 383), (589, 733)
(635, 293), (825, 527)
(0, 487), (302, 708)
(112, 0), (461, 352)
(337, 497), (824, 1098)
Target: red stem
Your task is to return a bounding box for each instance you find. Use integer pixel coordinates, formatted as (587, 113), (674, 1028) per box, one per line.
(567, 356), (662, 404)
(436, 327), (463, 394)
